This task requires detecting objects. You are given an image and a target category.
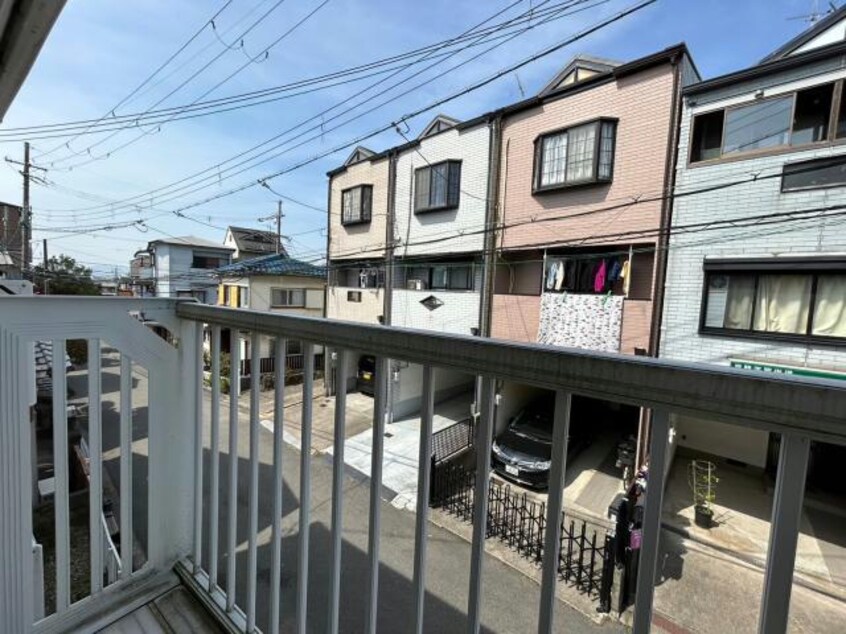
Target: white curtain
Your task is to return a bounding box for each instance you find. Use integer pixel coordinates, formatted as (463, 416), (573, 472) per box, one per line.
(566, 124), (597, 181)
(753, 275), (812, 334)
(541, 133), (567, 186)
(812, 275), (846, 337)
(724, 275), (755, 329)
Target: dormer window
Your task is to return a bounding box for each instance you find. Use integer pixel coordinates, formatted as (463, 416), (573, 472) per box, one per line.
(533, 118), (617, 192)
(341, 185), (372, 225)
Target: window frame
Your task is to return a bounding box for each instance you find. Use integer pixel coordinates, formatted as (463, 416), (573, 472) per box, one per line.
(270, 287), (307, 308)
(413, 160), (462, 214)
(340, 184), (373, 226)
(409, 262), (474, 291)
(698, 258), (846, 345)
(688, 80), (846, 166)
(532, 117), (618, 193)
(781, 155), (846, 192)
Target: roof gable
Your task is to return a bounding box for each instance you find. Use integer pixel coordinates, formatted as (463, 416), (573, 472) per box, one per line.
(762, 5), (846, 62)
(539, 54), (620, 96)
(344, 145), (375, 166)
(226, 226), (286, 257)
(418, 114), (460, 139)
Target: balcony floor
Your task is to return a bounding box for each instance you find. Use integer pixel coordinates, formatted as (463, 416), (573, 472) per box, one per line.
(99, 586), (223, 634)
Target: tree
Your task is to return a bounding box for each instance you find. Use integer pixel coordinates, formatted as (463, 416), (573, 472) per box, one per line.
(33, 254), (101, 296)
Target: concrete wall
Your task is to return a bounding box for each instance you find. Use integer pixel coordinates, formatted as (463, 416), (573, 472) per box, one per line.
(326, 285), (384, 323)
(392, 363), (475, 419)
(673, 414), (769, 468)
(393, 123), (490, 256)
(329, 157), (390, 260)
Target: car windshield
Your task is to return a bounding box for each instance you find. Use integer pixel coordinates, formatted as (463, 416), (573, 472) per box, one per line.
(512, 408), (552, 442)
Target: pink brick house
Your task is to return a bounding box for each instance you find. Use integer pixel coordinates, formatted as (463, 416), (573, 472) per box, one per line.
(489, 45), (699, 359)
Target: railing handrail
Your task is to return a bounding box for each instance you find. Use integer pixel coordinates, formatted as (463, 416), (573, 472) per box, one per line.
(179, 302), (846, 442)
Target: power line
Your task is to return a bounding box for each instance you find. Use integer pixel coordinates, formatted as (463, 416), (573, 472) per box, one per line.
(33, 0), (570, 218)
(0, 0), (578, 142)
(46, 0), (291, 167)
(34, 1), (235, 160)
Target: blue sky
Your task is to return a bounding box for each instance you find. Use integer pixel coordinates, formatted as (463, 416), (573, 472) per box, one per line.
(0, 0), (828, 275)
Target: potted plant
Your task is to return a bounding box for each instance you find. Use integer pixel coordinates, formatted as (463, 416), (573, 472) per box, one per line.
(689, 459), (718, 528)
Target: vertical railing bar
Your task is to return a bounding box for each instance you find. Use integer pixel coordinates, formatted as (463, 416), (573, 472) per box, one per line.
(757, 433), (811, 634)
(119, 353), (133, 580)
(192, 324), (204, 574)
(269, 337), (287, 634)
(327, 349), (349, 634)
(467, 377), (496, 634)
(537, 390), (571, 634)
(364, 356), (388, 634)
(52, 339), (70, 612)
(226, 331), (241, 611)
(632, 409), (671, 633)
(246, 333), (260, 632)
(296, 343), (315, 634)
(412, 365), (435, 634)
(88, 339), (103, 596)
(208, 326), (221, 590)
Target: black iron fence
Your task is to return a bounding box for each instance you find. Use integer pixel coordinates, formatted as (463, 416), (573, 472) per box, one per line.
(430, 461), (612, 601)
(431, 417), (475, 463)
(240, 353), (321, 377)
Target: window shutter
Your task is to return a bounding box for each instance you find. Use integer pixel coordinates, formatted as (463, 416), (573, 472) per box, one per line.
(448, 162), (461, 207)
(362, 186), (372, 221)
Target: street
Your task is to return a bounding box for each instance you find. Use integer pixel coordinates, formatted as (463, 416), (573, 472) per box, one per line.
(76, 348), (621, 632)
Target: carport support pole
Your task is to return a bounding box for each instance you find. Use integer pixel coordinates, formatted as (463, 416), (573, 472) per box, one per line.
(632, 409), (670, 633)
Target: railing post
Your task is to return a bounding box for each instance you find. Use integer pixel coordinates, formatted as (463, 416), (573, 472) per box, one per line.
(538, 390), (572, 634)
(146, 317), (197, 571)
(758, 433), (810, 634)
(632, 409), (671, 633)
(0, 327), (34, 631)
(467, 377), (496, 633)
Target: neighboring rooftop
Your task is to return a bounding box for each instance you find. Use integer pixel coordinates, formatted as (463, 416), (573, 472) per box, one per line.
(216, 253), (326, 278)
(761, 4), (846, 62)
(146, 235), (234, 250)
(225, 225), (287, 258)
(343, 145), (376, 166)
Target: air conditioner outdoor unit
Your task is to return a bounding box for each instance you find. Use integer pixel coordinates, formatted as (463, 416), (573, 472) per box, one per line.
(407, 279), (426, 290)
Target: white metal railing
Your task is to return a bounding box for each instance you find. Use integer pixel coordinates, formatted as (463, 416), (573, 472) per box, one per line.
(177, 302), (846, 634)
(0, 297), (195, 634)
(1, 297), (845, 634)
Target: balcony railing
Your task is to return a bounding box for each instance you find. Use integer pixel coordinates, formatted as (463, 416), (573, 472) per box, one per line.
(1, 296), (845, 633)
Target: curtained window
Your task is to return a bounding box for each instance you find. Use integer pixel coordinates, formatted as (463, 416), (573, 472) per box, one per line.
(341, 185), (372, 225)
(702, 266), (846, 341)
(414, 160), (461, 213)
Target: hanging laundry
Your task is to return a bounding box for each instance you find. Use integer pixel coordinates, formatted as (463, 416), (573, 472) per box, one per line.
(578, 260), (596, 292)
(620, 259), (631, 295)
(594, 259), (607, 293)
(554, 259), (565, 291)
(607, 258), (622, 284)
(546, 260), (557, 290)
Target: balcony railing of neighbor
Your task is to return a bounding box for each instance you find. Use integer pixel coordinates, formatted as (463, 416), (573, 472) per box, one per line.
(0, 296), (845, 633)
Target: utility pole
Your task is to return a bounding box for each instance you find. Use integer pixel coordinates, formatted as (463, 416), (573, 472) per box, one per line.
(6, 142), (46, 277)
(22, 142), (30, 276)
(258, 201), (284, 254)
(276, 200), (283, 254)
(42, 238), (48, 294)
